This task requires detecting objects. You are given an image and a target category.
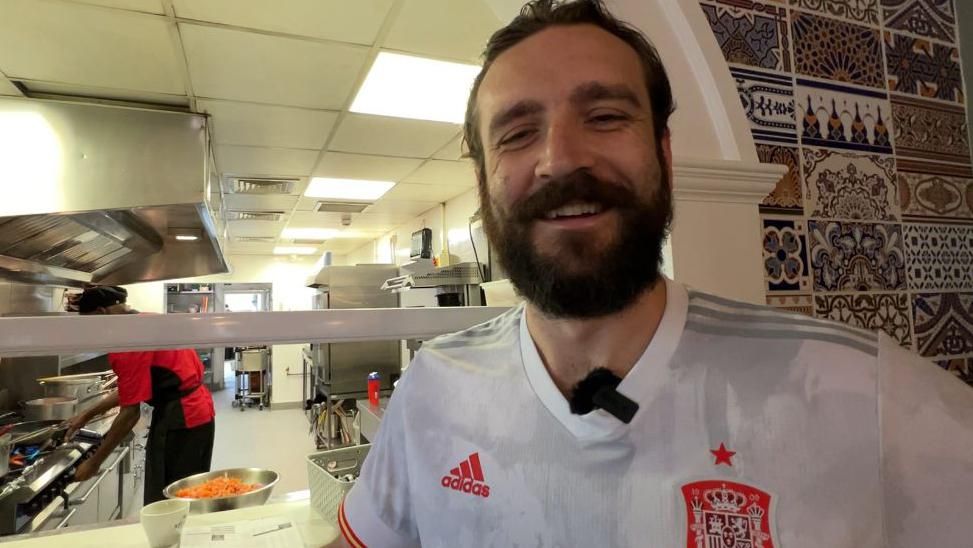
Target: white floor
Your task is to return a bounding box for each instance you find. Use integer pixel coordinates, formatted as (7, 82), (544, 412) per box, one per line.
(210, 366), (317, 496)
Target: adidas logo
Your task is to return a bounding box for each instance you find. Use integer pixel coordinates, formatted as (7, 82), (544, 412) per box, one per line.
(440, 452), (491, 498)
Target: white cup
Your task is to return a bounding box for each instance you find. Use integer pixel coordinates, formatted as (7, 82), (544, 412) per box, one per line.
(140, 499), (190, 548)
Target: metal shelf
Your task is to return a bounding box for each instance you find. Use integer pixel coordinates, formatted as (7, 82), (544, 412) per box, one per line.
(58, 352), (106, 368)
(0, 307), (511, 357)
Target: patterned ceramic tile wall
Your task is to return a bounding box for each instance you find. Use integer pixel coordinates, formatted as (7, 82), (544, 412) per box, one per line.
(700, 0), (973, 385)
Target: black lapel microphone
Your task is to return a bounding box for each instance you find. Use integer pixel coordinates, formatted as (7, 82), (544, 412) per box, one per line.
(568, 367), (639, 424)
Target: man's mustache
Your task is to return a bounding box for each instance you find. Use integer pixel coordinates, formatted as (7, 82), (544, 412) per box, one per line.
(510, 171), (639, 223)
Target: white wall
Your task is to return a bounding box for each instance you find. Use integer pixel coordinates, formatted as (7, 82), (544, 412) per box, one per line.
(123, 254), (320, 405)
(343, 242), (377, 266)
(346, 188), (483, 267)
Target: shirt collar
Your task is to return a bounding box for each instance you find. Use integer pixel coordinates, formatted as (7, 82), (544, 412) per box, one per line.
(519, 277), (689, 440)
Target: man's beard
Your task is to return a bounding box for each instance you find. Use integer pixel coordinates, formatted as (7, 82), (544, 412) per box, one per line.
(481, 151), (673, 319)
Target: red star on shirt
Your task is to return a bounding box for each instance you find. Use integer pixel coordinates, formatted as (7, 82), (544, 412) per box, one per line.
(711, 442), (736, 467)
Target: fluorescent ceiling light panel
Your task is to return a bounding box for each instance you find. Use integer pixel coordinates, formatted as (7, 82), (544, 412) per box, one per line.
(273, 246), (317, 255)
(281, 228), (340, 240)
(175, 235), (199, 241)
(305, 178), (395, 201)
(350, 52), (480, 124)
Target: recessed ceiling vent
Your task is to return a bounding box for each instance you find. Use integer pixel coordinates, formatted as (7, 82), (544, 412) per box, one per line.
(314, 201), (369, 214)
(226, 177), (297, 195)
(233, 236), (276, 243)
(226, 210), (285, 222)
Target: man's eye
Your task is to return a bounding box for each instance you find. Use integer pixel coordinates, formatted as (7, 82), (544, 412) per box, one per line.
(589, 113), (627, 124)
(498, 129), (535, 148)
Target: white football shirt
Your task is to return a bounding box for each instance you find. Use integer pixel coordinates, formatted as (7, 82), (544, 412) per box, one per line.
(340, 278), (973, 547)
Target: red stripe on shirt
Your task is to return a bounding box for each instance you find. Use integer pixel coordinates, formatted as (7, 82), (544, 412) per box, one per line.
(469, 453), (485, 482)
(339, 499), (367, 548)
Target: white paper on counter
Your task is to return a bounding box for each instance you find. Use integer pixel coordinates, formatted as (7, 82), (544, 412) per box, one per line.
(180, 517), (304, 548)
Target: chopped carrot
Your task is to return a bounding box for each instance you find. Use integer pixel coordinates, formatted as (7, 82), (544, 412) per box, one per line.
(175, 475), (262, 499)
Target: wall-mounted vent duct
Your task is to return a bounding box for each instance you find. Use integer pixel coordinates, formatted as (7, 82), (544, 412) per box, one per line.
(314, 201), (369, 214)
(0, 97), (226, 287)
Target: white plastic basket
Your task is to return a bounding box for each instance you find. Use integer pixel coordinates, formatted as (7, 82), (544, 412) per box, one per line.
(306, 444), (371, 523)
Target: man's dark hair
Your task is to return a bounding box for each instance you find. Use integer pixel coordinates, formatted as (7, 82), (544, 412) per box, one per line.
(463, 0), (676, 183)
(75, 285), (128, 314)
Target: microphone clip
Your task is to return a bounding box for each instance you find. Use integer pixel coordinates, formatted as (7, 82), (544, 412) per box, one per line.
(568, 368), (639, 424)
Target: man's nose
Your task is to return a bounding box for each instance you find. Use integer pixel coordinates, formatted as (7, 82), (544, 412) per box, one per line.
(534, 120), (594, 181)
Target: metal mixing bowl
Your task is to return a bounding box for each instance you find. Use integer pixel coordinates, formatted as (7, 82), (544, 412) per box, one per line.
(163, 468), (279, 514)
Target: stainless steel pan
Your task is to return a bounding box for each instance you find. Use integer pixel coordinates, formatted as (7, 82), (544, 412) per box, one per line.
(8, 420), (68, 446)
(21, 397), (77, 421)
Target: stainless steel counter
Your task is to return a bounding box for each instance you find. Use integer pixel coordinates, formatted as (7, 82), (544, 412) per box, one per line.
(0, 411), (139, 537)
(356, 399), (388, 443)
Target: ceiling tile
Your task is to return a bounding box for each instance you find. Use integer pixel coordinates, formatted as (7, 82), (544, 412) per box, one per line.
(66, 0), (164, 14)
(226, 242), (277, 255)
(403, 159), (476, 186)
(172, 0), (394, 45)
(382, 183), (469, 203)
(227, 220), (287, 238)
(198, 99), (337, 149)
(329, 114), (457, 158)
(432, 132), (465, 160)
(180, 23), (368, 109)
(0, 0), (185, 94)
(290, 209), (419, 228)
(294, 197), (320, 212)
(312, 152), (423, 181)
(223, 194), (300, 211)
(363, 199), (440, 217)
(382, 0), (500, 62)
(215, 145), (319, 176)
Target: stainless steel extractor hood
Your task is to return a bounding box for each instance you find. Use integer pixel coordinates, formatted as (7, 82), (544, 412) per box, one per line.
(0, 97), (227, 287)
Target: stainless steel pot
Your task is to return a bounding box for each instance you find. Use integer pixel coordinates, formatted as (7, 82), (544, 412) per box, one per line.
(40, 379), (99, 400)
(38, 374), (115, 401)
(21, 396), (77, 421)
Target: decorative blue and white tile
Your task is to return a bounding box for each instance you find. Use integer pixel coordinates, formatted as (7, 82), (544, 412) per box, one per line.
(914, 291), (973, 357)
(797, 79), (893, 154)
(885, 32), (963, 103)
(762, 216), (812, 293)
(789, 0), (880, 26)
(935, 357), (973, 386)
(802, 147), (898, 221)
(701, 0), (791, 71)
(903, 223), (973, 290)
(891, 95), (971, 164)
(882, 0), (957, 44)
(814, 292), (913, 346)
(791, 12), (885, 88)
(757, 144), (804, 213)
(897, 159), (973, 222)
(808, 221), (907, 291)
(767, 294), (814, 316)
(731, 66), (797, 145)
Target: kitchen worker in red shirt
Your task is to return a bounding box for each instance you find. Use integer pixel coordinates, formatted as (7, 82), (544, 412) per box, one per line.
(66, 285), (216, 504)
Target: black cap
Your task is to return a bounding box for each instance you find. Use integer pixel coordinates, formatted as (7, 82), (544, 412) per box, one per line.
(77, 286), (128, 314)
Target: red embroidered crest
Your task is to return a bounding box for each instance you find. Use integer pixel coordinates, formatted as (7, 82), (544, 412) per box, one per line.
(681, 480), (776, 548)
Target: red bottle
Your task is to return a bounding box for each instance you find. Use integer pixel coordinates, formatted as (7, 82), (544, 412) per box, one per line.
(367, 372), (380, 406)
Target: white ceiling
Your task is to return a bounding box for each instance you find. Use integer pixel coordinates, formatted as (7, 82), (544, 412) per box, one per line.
(0, 0), (499, 256)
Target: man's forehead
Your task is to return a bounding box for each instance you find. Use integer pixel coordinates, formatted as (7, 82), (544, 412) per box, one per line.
(476, 24), (649, 114)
